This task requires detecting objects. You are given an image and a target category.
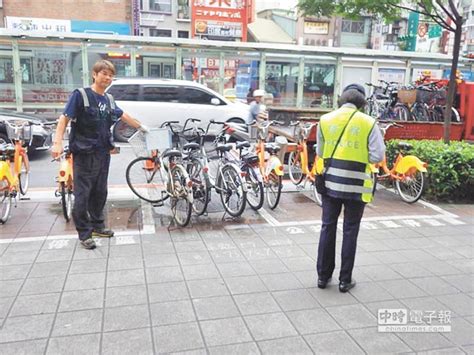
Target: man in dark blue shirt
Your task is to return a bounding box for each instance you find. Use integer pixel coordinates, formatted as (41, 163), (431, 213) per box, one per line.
(52, 60), (148, 249)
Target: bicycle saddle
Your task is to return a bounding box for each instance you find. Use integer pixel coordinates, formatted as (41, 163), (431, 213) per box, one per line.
(236, 141), (250, 149)
(162, 149), (182, 159)
(375, 94), (389, 100)
(183, 142), (200, 151)
(264, 143), (281, 153)
(215, 143), (233, 152)
(397, 142), (412, 151)
(242, 152), (259, 164)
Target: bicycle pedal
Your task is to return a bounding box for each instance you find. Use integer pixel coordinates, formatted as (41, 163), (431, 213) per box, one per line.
(152, 201), (164, 207)
(295, 185), (304, 191)
(19, 197), (30, 201)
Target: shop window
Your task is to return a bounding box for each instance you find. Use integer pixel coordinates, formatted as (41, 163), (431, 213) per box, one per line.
(142, 85), (179, 102)
(177, 0), (190, 20)
(0, 58), (32, 84)
(342, 20), (364, 34)
(178, 31), (189, 38)
(150, 29), (172, 37)
(303, 64), (335, 108)
(149, 0), (171, 13)
(106, 84), (141, 101)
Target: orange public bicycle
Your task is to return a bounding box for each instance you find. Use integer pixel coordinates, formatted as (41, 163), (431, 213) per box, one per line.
(372, 122), (428, 203)
(253, 120), (285, 209)
(287, 120), (324, 206)
(0, 119), (31, 223)
(53, 147), (74, 221)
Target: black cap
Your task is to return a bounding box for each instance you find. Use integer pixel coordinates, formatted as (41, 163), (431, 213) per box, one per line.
(343, 83), (365, 96)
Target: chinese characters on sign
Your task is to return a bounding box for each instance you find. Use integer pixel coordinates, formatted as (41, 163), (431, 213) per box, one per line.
(303, 21), (329, 35)
(5, 17), (71, 32)
(378, 308), (451, 332)
(192, 0), (249, 41)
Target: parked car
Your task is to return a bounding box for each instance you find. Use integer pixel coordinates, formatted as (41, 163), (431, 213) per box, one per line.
(106, 78), (250, 142)
(0, 110), (54, 152)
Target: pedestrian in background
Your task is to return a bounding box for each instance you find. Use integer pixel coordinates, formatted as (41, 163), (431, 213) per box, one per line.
(247, 89), (267, 124)
(316, 83), (385, 292)
(52, 60), (148, 250)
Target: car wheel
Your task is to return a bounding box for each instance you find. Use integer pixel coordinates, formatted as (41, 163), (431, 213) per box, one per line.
(226, 118), (247, 142)
(113, 120), (137, 142)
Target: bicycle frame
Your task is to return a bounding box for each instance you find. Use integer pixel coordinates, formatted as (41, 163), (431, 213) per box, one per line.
(254, 122), (284, 183)
(0, 139), (27, 193)
(373, 123), (428, 180)
(57, 152), (73, 186)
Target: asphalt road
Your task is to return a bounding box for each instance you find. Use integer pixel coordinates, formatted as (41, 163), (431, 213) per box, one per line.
(28, 143), (136, 189)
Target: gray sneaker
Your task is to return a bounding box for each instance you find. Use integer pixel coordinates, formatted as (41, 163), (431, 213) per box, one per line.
(80, 238), (96, 249)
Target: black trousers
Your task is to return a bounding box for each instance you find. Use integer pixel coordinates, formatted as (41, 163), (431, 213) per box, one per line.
(317, 194), (366, 283)
(72, 151), (110, 241)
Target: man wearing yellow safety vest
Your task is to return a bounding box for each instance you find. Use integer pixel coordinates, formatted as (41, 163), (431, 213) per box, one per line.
(316, 83), (386, 293)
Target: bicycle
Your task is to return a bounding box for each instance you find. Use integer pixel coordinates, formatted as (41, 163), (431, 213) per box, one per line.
(126, 121), (194, 227)
(411, 82), (460, 122)
(204, 120), (248, 217)
(372, 122), (428, 203)
(252, 119), (285, 209)
(52, 146), (74, 222)
(287, 120), (324, 206)
(366, 81), (410, 121)
(0, 119), (31, 223)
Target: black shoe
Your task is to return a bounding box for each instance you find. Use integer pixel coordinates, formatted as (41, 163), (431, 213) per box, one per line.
(317, 277), (331, 289)
(80, 238), (96, 250)
(92, 229), (115, 238)
(339, 280), (356, 293)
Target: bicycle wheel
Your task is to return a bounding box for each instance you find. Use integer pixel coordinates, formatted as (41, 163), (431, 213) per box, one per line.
(218, 164), (246, 217)
(430, 107), (443, 122)
(170, 165), (192, 227)
(395, 170), (425, 203)
(266, 173), (282, 210)
(393, 104), (411, 121)
(310, 179), (322, 206)
(0, 190), (12, 224)
(113, 120), (137, 142)
(288, 151), (304, 185)
(433, 106), (461, 123)
(19, 155), (30, 195)
(245, 167), (264, 210)
(60, 182), (73, 222)
(126, 157), (167, 204)
(411, 104), (429, 121)
(187, 158), (210, 216)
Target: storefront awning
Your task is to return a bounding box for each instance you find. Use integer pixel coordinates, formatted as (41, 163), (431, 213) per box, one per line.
(248, 19), (294, 44)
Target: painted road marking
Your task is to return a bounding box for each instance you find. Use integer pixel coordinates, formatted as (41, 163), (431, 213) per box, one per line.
(47, 240), (70, 249)
(424, 218), (445, 226)
(379, 220), (401, 228)
(114, 236), (138, 245)
(403, 219), (421, 228)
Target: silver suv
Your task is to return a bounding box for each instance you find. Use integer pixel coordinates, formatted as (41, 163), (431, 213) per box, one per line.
(106, 78), (249, 141)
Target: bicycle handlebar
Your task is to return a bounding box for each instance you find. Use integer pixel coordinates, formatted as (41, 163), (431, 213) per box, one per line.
(182, 118), (201, 132)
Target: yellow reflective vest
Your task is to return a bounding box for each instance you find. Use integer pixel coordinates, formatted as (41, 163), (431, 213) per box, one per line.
(319, 107), (376, 203)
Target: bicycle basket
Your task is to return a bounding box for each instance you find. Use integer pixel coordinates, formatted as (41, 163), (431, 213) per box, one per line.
(5, 119), (32, 141)
(146, 127), (172, 152)
(128, 131), (147, 158)
(398, 89), (417, 105)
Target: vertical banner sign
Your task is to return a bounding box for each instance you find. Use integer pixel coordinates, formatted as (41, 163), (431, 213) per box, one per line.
(406, 12), (419, 51)
(192, 0), (249, 41)
(132, 0), (140, 36)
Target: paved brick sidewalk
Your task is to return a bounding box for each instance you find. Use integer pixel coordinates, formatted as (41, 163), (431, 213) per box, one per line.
(0, 200), (473, 354)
